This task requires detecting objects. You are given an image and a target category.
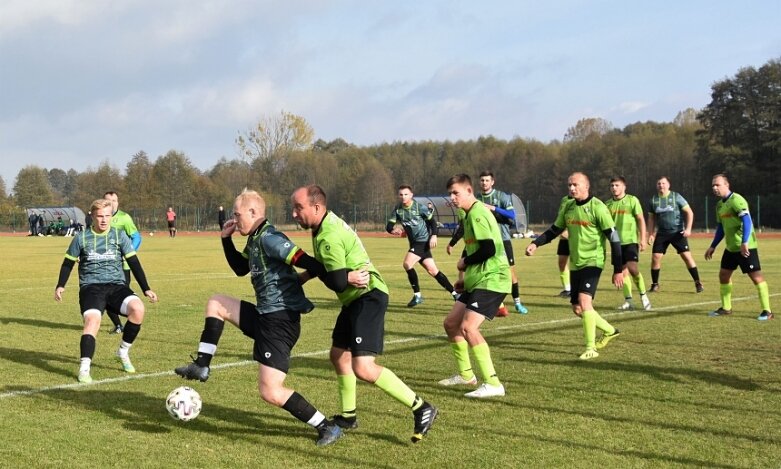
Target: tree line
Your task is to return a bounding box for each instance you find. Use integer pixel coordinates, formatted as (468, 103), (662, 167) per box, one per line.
(1, 57), (778, 231)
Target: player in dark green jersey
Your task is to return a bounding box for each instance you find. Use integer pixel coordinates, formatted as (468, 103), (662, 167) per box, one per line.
(705, 175), (773, 320)
(292, 184), (438, 443)
(55, 198), (158, 383)
(646, 177), (703, 293)
(174, 189), (343, 447)
(387, 184), (457, 307)
(103, 191), (143, 334)
(526, 172), (624, 360)
(606, 177), (651, 311)
(439, 174), (510, 398)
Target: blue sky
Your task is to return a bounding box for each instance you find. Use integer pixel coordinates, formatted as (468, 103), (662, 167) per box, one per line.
(1, 0), (779, 191)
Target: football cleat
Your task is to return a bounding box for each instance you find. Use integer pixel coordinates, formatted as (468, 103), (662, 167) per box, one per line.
(316, 422), (344, 447)
(411, 402), (438, 443)
(757, 310), (774, 321)
(641, 294), (652, 311)
(406, 295), (423, 308)
(649, 283), (660, 293)
(595, 329), (621, 350)
(695, 282), (704, 293)
(175, 361), (211, 382)
(331, 414), (358, 430)
(116, 350), (135, 373)
(109, 324), (124, 334)
(437, 374), (477, 386)
(579, 348), (599, 360)
(617, 301), (634, 311)
(496, 304), (509, 317)
(515, 302), (529, 314)
(77, 371), (93, 384)
(464, 383), (505, 398)
(708, 308), (732, 317)
(558, 290), (571, 298)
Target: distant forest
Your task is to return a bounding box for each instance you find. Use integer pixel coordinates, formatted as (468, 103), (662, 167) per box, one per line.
(2, 58), (779, 231)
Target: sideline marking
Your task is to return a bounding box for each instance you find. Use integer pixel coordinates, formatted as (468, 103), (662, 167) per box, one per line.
(1, 293), (777, 400)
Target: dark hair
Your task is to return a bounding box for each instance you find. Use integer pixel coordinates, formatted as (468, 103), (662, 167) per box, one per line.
(478, 170), (494, 179)
(610, 176), (626, 184)
(713, 173), (730, 184)
(104, 191), (118, 197)
(398, 184), (413, 192)
(657, 176), (670, 184)
(305, 184), (327, 205)
(446, 173), (472, 189)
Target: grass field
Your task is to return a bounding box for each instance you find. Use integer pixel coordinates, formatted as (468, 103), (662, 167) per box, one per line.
(1, 232), (779, 468)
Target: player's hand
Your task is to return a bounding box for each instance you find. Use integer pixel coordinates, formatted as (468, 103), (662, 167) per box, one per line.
(612, 272), (624, 289)
(446, 244), (454, 255)
(525, 244), (537, 256)
(682, 228), (692, 238)
(483, 203), (495, 212)
(647, 234), (654, 246)
(454, 279), (464, 294)
(348, 269), (370, 288)
(704, 247), (715, 260)
(740, 243), (750, 258)
(456, 257), (466, 271)
(222, 219), (237, 237)
(54, 287), (64, 302)
(145, 290), (159, 303)
(639, 240), (646, 252)
(429, 235), (437, 249)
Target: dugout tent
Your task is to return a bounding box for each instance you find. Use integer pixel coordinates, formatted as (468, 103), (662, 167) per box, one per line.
(26, 207), (87, 227)
(414, 195), (528, 236)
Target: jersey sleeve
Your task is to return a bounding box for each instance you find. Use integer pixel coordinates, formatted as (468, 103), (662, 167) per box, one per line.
(64, 235), (82, 261)
(470, 212), (495, 240)
(675, 192), (689, 210)
(630, 196), (643, 218)
(118, 230), (137, 258)
(595, 202), (616, 231)
(731, 194), (750, 217)
(554, 200), (569, 229)
(500, 192), (514, 211)
(419, 201), (433, 221)
(261, 231), (301, 265)
(387, 206), (399, 224)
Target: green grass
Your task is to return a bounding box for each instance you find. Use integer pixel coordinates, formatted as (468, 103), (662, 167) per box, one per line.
(1, 233), (780, 468)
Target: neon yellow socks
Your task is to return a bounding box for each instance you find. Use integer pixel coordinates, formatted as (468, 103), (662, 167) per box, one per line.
(582, 310), (615, 349)
(757, 281), (771, 311)
(374, 368), (416, 408)
(471, 342), (501, 386)
(450, 340), (475, 381)
(720, 282), (733, 310)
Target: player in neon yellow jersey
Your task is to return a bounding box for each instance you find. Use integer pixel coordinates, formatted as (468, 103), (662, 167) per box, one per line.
(705, 174), (773, 320)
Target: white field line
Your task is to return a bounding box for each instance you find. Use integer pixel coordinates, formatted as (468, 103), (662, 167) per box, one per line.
(1, 293), (778, 400)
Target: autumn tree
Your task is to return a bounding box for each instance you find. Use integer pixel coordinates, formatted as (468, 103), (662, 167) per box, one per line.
(13, 166), (57, 207)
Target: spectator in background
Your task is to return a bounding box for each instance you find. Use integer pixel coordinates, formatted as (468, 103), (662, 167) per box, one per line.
(218, 205), (226, 230)
(38, 216), (45, 236)
(29, 211), (39, 236)
(166, 207), (177, 238)
(84, 211), (92, 230)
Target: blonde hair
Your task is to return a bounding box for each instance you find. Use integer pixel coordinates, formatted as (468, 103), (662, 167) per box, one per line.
(235, 188), (266, 216)
(90, 198), (113, 214)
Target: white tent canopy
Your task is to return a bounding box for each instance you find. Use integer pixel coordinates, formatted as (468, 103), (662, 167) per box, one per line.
(414, 195), (528, 236)
(26, 207), (86, 226)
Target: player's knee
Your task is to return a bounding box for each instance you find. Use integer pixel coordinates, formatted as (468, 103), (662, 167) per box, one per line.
(572, 305), (583, 317)
(258, 384), (285, 407)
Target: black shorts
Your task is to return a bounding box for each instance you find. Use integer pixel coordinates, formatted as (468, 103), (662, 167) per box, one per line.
(167, 221), (176, 228)
(556, 238), (570, 256)
(408, 241), (433, 261)
(458, 289), (507, 320)
(720, 249), (762, 274)
(503, 240), (515, 266)
(332, 289), (388, 356)
(569, 267), (602, 304)
(239, 301), (300, 373)
(621, 244), (640, 264)
(652, 232), (690, 254)
(79, 283), (138, 316)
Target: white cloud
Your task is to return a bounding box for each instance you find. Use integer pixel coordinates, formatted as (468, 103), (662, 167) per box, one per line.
(614, 101), (651, 114)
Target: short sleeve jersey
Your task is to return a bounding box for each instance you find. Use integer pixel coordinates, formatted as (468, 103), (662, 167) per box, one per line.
(243, 222), (314, 315)
(112, 210), (140, 238)
(462, 202), (511, 293)
(478, 188), (514, 241)
(716, 192), (757, 252)
(313, 211), (389, 306)
(64, 227), (136, 287)
(605, 194), (643, 245)
(388, 200), (432, 243)
(555, 197), (616, 271)
(647, 191), (688, 233)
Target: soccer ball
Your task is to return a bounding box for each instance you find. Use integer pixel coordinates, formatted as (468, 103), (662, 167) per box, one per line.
(165, 386), (202, 421)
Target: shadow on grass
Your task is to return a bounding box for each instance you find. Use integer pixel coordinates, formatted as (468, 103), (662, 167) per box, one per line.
(0, 316), (82, 331)
(0, 346), (79, 380)
(45, 388), (403, 465)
